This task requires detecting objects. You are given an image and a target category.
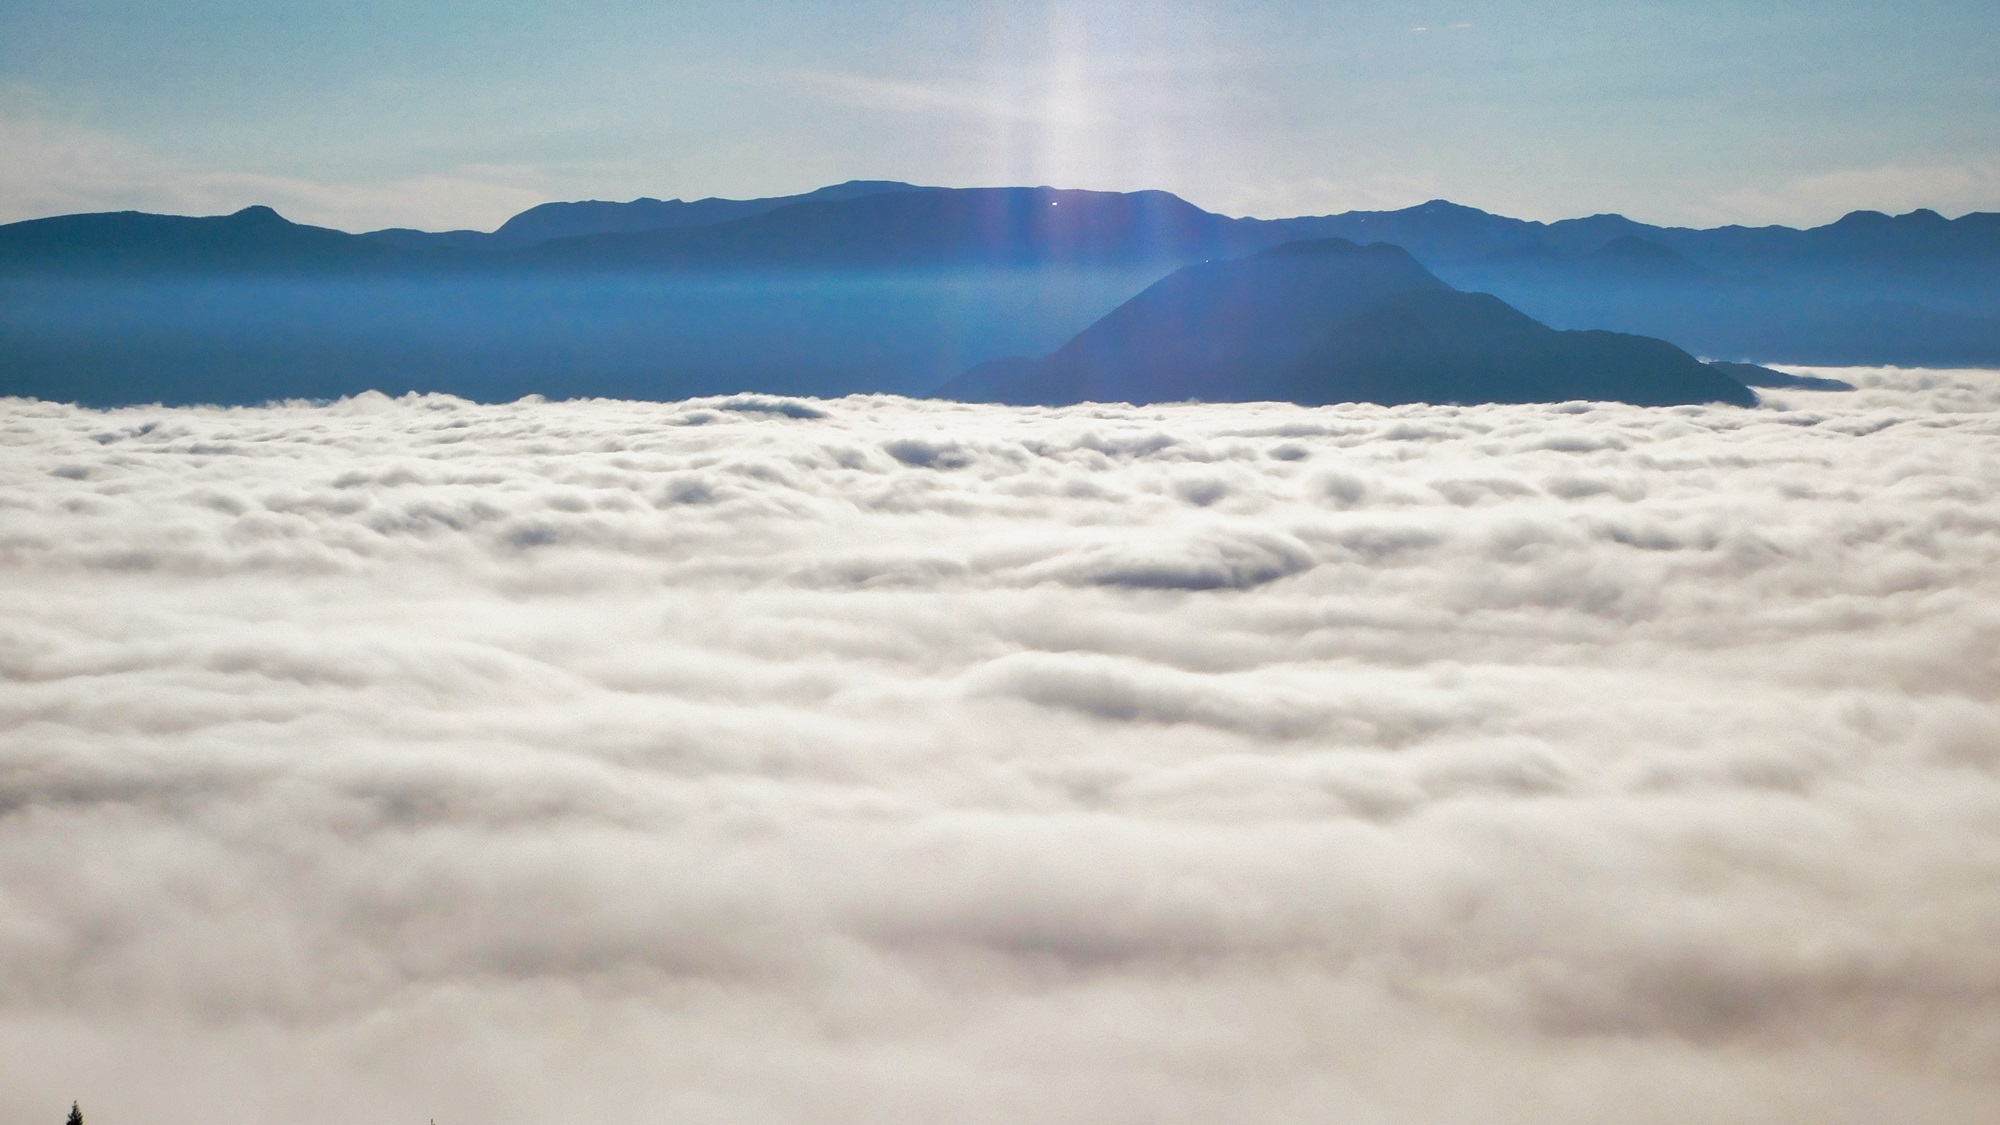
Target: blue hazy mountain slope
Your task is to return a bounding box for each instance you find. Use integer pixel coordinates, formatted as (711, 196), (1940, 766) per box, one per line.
(356, 228), (499, 252)
(1706, 360), (1856, 391)
(1266, 201), (2000, 366)
(1263, 200), (1563, 264)
(1270, 199), (2000, 274)
(1461, 275), (2000, 367)
(0, 206), (418, 274)
(1, 187), (1996, 408)
(7, 189), (1995, 287)
(358, 180), (929, 251)
(946, 240), (1447, 404)
(1583, 236), (1710, 280)
(0, 269), (1170, 407)
(1284, 290), (1755, 407)
(517, 186), (1272, 270)
(485, 180), (928, 247)
(939, 239), (1756, 409)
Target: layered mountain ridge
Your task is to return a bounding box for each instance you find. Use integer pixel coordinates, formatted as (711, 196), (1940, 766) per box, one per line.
(6, 185), (1996, 280)
(0, 183), (1992, 406)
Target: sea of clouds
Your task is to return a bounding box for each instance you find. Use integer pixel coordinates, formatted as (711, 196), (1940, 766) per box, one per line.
(3, 368), (1999, 1124)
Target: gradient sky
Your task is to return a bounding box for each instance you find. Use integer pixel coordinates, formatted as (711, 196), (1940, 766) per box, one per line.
(3, 0), (1997, 231)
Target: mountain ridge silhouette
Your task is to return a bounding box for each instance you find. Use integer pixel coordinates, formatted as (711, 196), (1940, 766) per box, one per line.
(1, 184), (1994, 406)
(5, 187), (1996, 281)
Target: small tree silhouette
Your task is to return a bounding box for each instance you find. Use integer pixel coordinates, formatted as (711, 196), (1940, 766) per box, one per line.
(67, 1103), (84, 1125)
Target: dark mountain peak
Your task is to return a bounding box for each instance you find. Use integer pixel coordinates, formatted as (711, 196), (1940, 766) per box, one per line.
(521, 184), (1259, 270)
(228, 204), (288, 223)
(939, 239), (1754, 408)
(938, 236), (1451, 403)
(805, 179), (923, 198)
(486, 180), (929, 248)
(661, 179), (920, 208)
(1535, 213), (1654, 255)
(1411, 198), (1498, 218)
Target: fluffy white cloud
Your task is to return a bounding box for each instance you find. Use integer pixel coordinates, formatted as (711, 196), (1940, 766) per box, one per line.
(3, 370), (1999, 1124)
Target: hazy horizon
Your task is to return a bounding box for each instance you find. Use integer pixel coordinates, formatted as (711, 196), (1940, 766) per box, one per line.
(4, 1), (1998, 231)
(9, 181), (2000, 237)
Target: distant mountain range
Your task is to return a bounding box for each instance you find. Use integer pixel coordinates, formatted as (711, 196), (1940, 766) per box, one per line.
(943, 239), (1755, 408)
(5, 182), (1996, 282)
(0, 182), (1994, 406)
(0, 184), (1270, 274)
(0, 204), (408, 274)
(360, 180), (924, 252)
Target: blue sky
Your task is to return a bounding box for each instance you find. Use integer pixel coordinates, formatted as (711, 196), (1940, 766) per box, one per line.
(3, 0), (1996, 230)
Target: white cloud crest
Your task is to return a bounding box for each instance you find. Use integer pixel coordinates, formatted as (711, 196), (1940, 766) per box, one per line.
(3, 370), (2000, 1123)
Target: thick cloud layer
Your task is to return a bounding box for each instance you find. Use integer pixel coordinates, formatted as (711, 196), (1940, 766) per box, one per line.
(3, 369), (1999, 1124)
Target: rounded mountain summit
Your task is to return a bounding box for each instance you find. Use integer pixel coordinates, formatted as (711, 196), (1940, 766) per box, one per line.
(940, 239), (1758, 408)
